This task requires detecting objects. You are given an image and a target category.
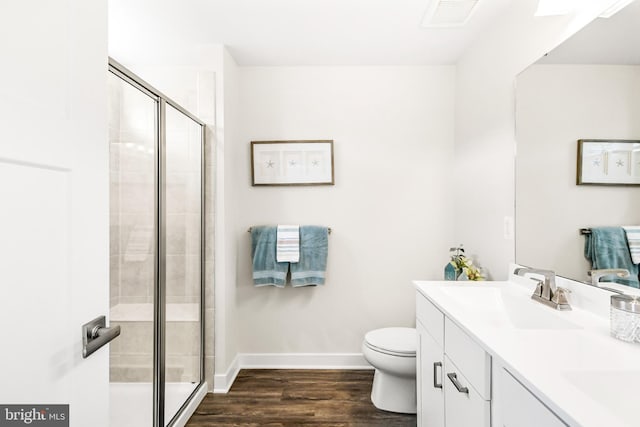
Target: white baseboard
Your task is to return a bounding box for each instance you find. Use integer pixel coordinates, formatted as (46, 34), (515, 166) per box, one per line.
(213, 353), (372, 393)
(239, 352), (372, 369)
(213, 354), (240, 394)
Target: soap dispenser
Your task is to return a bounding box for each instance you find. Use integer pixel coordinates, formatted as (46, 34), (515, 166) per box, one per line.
(610, 294), (640, 343)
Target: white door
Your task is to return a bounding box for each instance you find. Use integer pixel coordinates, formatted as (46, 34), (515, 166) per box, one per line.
(0, 1), (110, 426)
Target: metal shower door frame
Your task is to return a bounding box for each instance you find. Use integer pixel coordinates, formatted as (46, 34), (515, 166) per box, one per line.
(108, 57), (206, 427)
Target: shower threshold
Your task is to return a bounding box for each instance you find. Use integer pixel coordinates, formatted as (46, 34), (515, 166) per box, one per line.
(110, 382), (199, 427)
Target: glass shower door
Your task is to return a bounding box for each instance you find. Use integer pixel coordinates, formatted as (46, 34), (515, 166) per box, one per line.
(163, 103), (203, 424)
(108, 72), (158, 427)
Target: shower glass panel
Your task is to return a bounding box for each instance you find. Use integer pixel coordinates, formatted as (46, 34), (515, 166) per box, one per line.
(108, 72), (157, 427)
(164, 104), (203, 424)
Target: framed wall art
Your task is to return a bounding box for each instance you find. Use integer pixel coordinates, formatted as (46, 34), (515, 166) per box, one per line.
(251, 140), (334, 186)
(577, 139), (640, 186)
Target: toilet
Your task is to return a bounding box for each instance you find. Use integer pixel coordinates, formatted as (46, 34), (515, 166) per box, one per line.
(362, 327), (417, 414)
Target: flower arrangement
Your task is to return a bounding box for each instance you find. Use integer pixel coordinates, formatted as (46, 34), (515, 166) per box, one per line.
(449, 245), (484, 281)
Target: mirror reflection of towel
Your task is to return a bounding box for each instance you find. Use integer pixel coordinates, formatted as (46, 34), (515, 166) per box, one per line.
(622, 226), (640, 265)
(585, 227), (639, 288)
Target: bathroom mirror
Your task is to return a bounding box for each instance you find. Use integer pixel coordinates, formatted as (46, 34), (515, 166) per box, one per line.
(515, 1), (640, 285)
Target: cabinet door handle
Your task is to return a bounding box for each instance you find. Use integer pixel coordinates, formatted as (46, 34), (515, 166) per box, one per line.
(447, 372), (469, 394)
(433, 362), (443, 389)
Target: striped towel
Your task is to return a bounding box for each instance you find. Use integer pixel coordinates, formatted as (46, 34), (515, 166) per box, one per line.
(276, 225), (300, 263)
(623, 226), (640, 264)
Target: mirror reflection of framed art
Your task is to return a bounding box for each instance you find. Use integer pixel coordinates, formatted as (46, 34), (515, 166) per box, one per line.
(577, 139), (640, 186)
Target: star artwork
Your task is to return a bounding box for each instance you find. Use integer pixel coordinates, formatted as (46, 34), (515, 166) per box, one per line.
(312, 159), (320, 167)
(265, 159), (274, 168)
(616, 159), (625, 167)
(289, 160), (297, 167)
(592, 158), (601, 167)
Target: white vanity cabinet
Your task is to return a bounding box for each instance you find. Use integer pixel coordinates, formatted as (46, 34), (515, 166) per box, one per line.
(416, 292), (445, 427)
(417, 320), (444, 427)
(416, 292), (491, 427)
(500, 369), (565, 427)
(415, 279), (640, 427)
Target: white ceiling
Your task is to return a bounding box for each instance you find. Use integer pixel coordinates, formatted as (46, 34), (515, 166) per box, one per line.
(538, 0), (640, 64)
(108, 0), (512, 66)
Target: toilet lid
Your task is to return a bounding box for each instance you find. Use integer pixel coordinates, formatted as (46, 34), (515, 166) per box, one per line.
(364, 327), (416, 356)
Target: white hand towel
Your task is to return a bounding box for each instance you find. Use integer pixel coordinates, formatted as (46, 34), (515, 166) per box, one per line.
(623, 226), (640, 264)
(276, 225), (300, 263)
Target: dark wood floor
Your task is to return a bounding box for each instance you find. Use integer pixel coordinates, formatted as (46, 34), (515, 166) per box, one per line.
(186, 369), (417, 426)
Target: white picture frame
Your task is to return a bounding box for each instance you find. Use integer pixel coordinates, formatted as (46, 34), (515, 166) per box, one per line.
(251, 140), (335, 186)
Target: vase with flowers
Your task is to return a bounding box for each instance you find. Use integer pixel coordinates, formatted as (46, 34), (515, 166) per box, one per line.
(444, 244), (484, 281)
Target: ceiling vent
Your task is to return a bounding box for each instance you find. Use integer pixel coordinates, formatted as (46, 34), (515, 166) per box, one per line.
(421, 0), (480, 28)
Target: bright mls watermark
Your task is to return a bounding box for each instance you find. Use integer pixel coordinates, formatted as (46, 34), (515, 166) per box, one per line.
(0, 405), (68, 427)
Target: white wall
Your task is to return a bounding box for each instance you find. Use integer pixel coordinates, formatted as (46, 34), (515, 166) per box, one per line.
(227, 66), (455, 355)
(454, 0), (618, 280)
(516, 65), (640, 281)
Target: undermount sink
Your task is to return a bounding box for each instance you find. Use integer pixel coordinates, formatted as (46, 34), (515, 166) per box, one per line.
(437, 285), (581, 330)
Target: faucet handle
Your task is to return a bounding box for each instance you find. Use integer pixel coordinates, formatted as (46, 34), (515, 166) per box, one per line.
(552, 287), (572, 309)
(532, 280), (544, 298)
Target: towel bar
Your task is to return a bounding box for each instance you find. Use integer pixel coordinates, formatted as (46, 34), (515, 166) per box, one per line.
(580, 228), (592, 235)
(248, 226), (332, 234)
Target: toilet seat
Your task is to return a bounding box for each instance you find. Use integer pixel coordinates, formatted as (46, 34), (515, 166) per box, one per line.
(364, 327), (416, 357)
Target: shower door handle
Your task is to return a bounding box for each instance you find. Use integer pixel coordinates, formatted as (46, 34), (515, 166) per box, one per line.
(82, 315), (121, 358)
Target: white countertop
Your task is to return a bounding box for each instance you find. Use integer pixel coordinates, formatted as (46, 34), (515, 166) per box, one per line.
(414, 279), (640, 427)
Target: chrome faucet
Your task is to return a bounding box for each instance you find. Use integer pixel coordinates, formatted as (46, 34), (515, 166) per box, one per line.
(514, 267), (571, 310)
(589, 269), (630, 287)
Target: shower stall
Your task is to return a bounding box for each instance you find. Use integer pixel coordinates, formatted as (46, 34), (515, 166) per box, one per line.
(108, 59), (206, 427)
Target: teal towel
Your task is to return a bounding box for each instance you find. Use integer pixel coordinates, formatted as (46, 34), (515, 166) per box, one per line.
(290, 226), (329, 287)
(584, 227), (639, 288)
(251, 226), (288, 287)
